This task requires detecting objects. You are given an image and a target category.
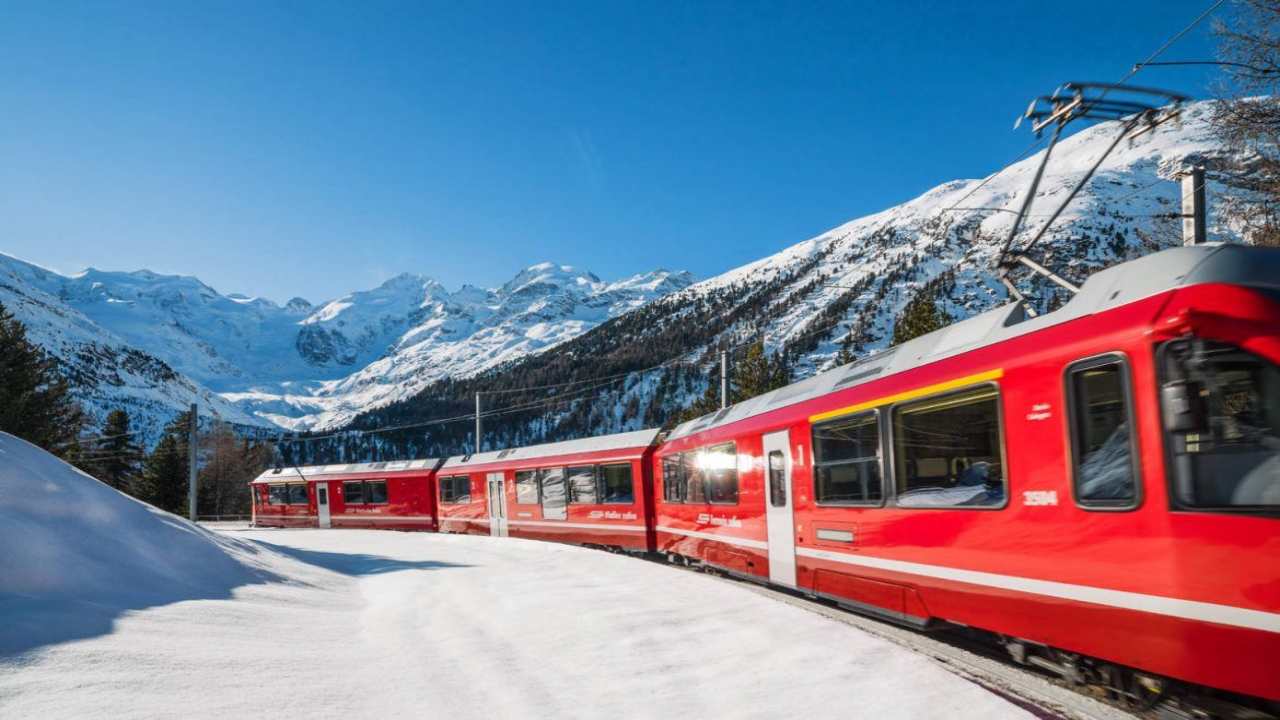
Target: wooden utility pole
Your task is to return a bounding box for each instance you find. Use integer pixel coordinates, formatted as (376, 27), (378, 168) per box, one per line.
(720, 350), (729, 409)
(474, 392), (483, 454)
(187, 403), (198, 522)
(1182, 166), (1206, 245)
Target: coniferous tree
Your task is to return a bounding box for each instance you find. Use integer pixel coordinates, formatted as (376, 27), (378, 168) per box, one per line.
(0, 302), (84, 454)
(89, 409), (145, 492)
(891, 291), (950, 347)
(137, 410), (193, 514)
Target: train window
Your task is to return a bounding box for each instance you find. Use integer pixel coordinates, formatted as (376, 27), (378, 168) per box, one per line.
(366, 481), (388, 504)
(1068, 357), (1138, 508)
(268, 485), (288, 505)
(768, 451), (787, 507)
(540, 467), (567, 520)
(343, 480), (364, 504)
(287, 483), (308, 505)
(567, 466), (597, 504)
(1160, 340), (1280, 512)
(813, 412), (882, 505)
(516, 470), (540, 505)
(662, 456), (685, 503)
(440, 476), (470, 504)
(685, 452), (707, 504)
(893, 386), (1006, 509)
(600, 463), (634, 504)
(704, 442), (739, 504)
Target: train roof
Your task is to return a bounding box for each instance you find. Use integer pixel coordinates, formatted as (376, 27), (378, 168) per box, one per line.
(440, 427), (661, 471)
(252, 457), (441, 484)
(667, 243), (1280, 443)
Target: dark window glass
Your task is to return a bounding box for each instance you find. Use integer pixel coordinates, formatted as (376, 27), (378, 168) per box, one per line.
(288, 483), (308, 505)
(813, 412), (882, 504)
(662, 456), (683, 503)
(768, 451), (787, 507)
(268, 485), (288, 505)
(704, 443), (739, 504)
(599, 464), (634, 504)
(1162, 340), (1280, 510)
(567, 466), (598, 504)
(893, 387), (1005, 508)
(516, 470), (540, 505)
(540, 467), (567, 520)
(1070, 360), (1137, 506)
(441, 475), (470, 504)
(367, 481), (388, 504)
(318, 487), (328, 505)
(343, 480), (364, 505)
(684, 452), (706, 504)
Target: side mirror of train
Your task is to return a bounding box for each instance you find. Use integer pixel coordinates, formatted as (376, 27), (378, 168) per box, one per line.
(1161, 379), (1209, 435)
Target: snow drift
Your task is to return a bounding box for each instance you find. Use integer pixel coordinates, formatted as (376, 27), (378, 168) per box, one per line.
(0, 433), (276, 655)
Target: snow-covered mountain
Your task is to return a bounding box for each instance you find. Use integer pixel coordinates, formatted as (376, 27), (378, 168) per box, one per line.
(338, 100), (1254, 459)
(0, 256), (269, 444)
(0, 252), (692, 435)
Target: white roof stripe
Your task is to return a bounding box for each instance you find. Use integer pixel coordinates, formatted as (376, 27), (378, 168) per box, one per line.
(441, 428), (660, 470)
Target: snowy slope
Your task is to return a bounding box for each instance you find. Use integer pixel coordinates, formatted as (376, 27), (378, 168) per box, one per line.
(1, 520), (1035, 719)
(0, 256), (270, 442)
(0, 251), (691, 433)
(0, 432), (275, 655)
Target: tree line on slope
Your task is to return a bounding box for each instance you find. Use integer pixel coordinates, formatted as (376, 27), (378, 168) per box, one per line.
(0, 302), (272, 516)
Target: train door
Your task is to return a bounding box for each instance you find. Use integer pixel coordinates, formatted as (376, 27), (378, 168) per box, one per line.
(762, 430), (797, 587)
(316, 482), (332, 529)
(487, 472), (508, 537)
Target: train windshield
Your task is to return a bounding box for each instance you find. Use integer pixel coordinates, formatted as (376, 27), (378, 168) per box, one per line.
(1162, 340), (1280, 512)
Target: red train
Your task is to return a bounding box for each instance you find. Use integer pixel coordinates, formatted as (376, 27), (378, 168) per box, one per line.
(251, 244), (1280, 707)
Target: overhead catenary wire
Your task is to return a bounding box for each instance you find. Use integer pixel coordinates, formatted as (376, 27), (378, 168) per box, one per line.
(941, 0), (1225, 227)
(269, 2), (1234, 458)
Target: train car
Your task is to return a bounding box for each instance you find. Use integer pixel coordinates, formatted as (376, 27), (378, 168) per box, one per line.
(655, 244), (1280, 703)
(437, 429), (659, 552)
(251, 458), (441, 531)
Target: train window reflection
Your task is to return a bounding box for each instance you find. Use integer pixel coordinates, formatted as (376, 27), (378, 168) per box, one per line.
(600, 464), (634, 504)
(813, 412), (882, 505)
(287, 483), (308, 505)
(703, 443), (739, 504)
(516, 470), (540, 505)
(1069, 359), (1137, 507)
(893, 386), (1005, 508)
(440, 475), (470, 504)
(1162, 340), (1280, 511)
(540, 468), (567, 520)
(662, 456), (685, 503)
(567, 466), (597, 504)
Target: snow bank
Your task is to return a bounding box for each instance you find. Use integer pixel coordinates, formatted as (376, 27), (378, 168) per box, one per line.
(0, 433), (274, 655)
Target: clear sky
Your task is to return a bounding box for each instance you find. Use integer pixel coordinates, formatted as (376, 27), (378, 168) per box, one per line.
(0, 1), (1223, 304)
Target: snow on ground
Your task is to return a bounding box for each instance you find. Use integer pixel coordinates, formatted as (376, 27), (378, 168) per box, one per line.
(1, 436), (1034, 719)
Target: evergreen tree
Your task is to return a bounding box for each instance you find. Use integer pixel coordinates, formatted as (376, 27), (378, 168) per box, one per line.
(91, 409), (145, 492)
(0, 302), (84, 454)
(891, 291), (951, 347)
(137, 410), (193, 514)
(673, 342), (792, 425)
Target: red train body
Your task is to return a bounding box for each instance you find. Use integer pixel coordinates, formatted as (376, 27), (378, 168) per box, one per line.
(251, 459), (439, 531)
(249, 244), (1280, 703)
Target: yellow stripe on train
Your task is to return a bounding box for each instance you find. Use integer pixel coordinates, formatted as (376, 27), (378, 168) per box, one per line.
(808, 368), (1004, 424)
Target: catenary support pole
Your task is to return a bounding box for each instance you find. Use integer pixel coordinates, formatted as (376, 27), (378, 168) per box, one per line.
(474, 392), (483, 454)
(1182, 166), (1206, 245)
(720, 350), (728, 409)
(187, 402), (198, 522)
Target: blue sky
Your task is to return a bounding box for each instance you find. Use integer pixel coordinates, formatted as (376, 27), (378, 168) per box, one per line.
(0, 1), (1222, 303)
